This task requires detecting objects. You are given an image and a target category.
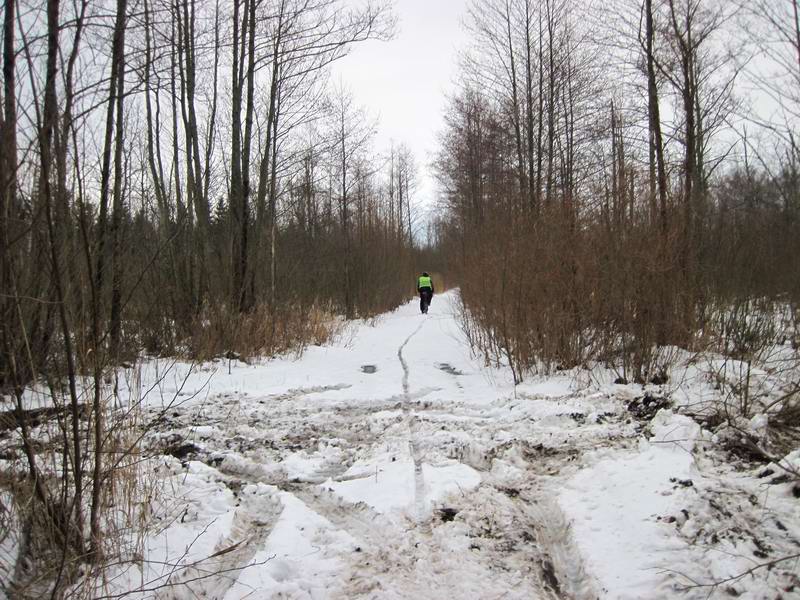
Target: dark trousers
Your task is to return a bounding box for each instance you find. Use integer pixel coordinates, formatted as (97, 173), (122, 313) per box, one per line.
(419, 289), (433, 313)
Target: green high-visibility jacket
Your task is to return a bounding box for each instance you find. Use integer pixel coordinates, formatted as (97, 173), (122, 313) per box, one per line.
(418, 276), (433, 291)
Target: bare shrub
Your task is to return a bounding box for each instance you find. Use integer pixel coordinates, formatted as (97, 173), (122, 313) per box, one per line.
(186, 302), (342, 362)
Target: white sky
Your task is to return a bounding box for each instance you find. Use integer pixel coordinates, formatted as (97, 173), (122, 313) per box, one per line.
(331, 0), (471, 211)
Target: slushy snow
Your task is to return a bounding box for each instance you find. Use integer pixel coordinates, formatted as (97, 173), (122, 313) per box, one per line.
(5, 291), (797, 599)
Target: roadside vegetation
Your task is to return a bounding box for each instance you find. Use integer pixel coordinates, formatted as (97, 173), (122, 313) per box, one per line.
(431, 1), (800, 590)
(433, 0), (799, 431)
(0, 0), (426, 594)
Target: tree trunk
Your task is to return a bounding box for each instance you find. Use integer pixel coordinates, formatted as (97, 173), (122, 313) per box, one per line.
(645, 0), (667, 234)
(504, 0), (526, 203)
(40, 0), (86, 559)
(230, 0), (246, 310)
(524, 0), (537, 214)
(1, 0), (18, 380)
(108, 0), (128, 360)
(544, 0), (556, 206)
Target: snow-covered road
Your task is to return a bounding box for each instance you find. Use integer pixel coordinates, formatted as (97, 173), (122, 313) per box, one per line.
(108, 291), (800, 599)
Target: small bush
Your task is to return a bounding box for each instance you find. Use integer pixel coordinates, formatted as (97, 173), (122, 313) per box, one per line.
(187, 302), (342, 361)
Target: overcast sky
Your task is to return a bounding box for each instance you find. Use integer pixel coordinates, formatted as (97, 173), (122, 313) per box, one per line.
(331, 0), (471, 212)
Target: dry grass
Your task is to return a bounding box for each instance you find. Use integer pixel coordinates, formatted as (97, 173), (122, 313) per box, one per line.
(187, 302), (342, 362)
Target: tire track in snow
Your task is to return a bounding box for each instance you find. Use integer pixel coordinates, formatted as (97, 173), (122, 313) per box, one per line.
(397, 320), (429, 524)
(397, 320), (425, 398)
(156, 485), (282, 600)
(292, 485), (541, 600)
(286, 485), (390, 548)
(511, 478), (599, 600)
(395, 317), (591, 597)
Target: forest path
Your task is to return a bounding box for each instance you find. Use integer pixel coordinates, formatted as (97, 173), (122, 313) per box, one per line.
(138, 292), (626, 599)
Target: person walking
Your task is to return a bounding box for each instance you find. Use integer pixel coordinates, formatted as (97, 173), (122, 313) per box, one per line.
(417, 272), (434, 314)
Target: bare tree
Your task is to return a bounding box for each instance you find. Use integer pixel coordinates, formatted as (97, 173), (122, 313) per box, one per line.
(329, 83), (377, 318)
(643, 0), (669, 232)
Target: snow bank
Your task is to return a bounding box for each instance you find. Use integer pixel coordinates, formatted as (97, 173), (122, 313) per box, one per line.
(559, 410), (705, 598)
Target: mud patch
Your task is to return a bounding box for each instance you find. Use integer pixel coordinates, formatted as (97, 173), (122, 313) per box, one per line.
(438, 507), (459, 522)
(437, 363), (464, 376)
(268, 383), (353, 401)
(155, 433), (204, 461)
(627, 392), (670, 420)
(540, 557), (561, 595)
